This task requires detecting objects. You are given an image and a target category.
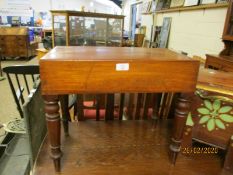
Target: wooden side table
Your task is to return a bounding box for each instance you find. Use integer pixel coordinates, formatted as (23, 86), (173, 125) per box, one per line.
(39, 46), (200, 172)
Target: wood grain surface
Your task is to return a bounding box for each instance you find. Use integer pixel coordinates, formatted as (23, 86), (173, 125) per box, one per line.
(40, 47), (200, 95)
(197, 66), (233, 93)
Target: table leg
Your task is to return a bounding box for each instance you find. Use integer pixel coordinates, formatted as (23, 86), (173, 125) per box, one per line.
(44, 95), (62, 172)
(170, 93), (191, 164)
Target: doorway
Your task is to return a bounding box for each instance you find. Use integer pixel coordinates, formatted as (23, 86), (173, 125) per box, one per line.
(130, 2), (142, 40)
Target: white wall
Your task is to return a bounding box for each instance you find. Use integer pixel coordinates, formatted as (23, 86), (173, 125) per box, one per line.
(155, 8), (227, 58)
(141, 14), (153, 39)
(123, 0), (227, 58)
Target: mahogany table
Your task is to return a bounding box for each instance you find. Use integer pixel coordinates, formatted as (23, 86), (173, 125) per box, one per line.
(39, 46), (200, 172)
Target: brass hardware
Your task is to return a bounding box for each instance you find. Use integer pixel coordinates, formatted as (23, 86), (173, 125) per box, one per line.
(196, 84), (233, 96)
(195, 90), (233, 104)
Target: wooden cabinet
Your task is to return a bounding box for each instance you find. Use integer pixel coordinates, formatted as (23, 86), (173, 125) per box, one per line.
(50, 10), (124, 47)
(205, 54), (233, 72)
(0, 27), (38, 59)
(205, 0), (233, 71)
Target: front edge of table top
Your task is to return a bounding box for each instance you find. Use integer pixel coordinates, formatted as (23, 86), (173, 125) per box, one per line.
(40, 47), (200, 95)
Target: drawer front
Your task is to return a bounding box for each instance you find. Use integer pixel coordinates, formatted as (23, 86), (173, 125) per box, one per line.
(4, 36), (17, 41)
(5, 42), (17, 49)
(2, 49), (18, 56)
(16, 36), (28, 42)
(18, 42), (27, 48)
(0, 43), (6, 49)
(0, 35), (28, 42)
(0, 36), (5, 41)
(18, 49), (28, 56)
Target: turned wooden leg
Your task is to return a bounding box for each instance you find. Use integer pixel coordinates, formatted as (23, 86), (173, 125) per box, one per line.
(170, 93), (191, 164)
(59, 95), (70, 136)
(224, 137), (233, 171)
(44, 95), (62, 172)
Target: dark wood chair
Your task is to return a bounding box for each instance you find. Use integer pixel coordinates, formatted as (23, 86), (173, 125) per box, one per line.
(125, 93), (161, 120)
(0, 48), (5, 80)
(76, 93), (122, 121)
(3, 65), (76, 136)
(75, 92), (161, 122)
(3, 65), (40, 118)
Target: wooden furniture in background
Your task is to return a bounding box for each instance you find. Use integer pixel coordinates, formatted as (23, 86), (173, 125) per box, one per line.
(36, 48), (49, 60)
(39, 46), (199, 172)
(134, 34), (145, 47)
(43, 28), (52, 38)
(205, 0), (233, 72)
(205, 54), (233, 72)
(0, 27), (38, 59)
(50, 10), (124, 47)
(182, 67), (233, 172)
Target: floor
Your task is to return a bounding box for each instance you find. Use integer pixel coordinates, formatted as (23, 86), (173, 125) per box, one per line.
(34, 120), (232, 175)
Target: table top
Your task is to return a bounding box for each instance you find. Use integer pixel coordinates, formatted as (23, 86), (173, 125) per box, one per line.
(40, 46), (200, 95)
(42, 46), (197, 61)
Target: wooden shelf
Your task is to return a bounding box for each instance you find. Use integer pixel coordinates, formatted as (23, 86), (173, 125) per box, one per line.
(156, 3), (228, 14)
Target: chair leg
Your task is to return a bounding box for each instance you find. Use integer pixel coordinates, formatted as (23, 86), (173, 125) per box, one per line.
(223, 136), (233, 171)
(59, 95), (70, 136)
(77, 94), (85, 121)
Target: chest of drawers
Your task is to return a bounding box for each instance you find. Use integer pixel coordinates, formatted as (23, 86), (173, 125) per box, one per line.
(0, 27), (38, 59)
